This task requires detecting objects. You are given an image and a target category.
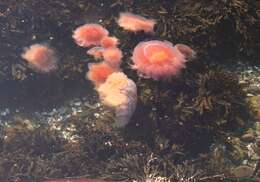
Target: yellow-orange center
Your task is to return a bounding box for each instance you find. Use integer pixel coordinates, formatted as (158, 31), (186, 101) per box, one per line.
(149, 51), (169, 64)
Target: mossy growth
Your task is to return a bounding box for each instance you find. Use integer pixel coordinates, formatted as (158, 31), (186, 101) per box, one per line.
(136, 62), (249, 156)
(165, 0), (260, 61)
(0, 117), (149, 182)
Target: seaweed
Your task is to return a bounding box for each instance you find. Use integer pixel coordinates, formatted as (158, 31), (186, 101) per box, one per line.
(0, 117), (150, 181)
(136, 63), (249, 158)
(164, 0), (260, 62)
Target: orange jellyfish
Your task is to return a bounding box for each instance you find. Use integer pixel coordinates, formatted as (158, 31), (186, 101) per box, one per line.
(86, 62), (117, 87)
(73, 24), (109, 47)
(132, 40), (195, 80)
(86, 47), (104, 60)
(102, 47), (123, 67)
(21, 44), (57, 73)
(101, 36), (119, 48)
(117, 12), (156, 33)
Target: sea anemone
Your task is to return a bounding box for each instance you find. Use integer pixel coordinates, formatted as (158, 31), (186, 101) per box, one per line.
(102, 47), (123, 67)
(73, 24), (109, 47)
(86, 62), (117, 87)
(21, 44), (57, 73)
(117, 12), (156, 33)
(132, 40), (194, 80)
(97, 72), (137, 127)
(101, 36), (119, 48)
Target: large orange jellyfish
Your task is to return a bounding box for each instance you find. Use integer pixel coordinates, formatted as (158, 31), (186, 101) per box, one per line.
(86, 62), (117, 87)
(132, 40), (195, 80)
(73, 24), (109, 47)
(117, 12), (156, 33)
(97, 72), (137, 127)
(21, 44), (57, 73)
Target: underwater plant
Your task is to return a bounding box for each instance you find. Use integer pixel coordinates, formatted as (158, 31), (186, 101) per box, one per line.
(165, 0), (260, 60)
(136, 64), (248, 157)
(103, 153), (171, 182)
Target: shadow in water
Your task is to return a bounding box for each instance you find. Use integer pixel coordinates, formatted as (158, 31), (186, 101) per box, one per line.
(0, 74), (93, 112)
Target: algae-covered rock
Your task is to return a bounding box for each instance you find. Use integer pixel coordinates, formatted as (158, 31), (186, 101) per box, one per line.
(232, 165), (254, 179)
(249, 96), (260, 120)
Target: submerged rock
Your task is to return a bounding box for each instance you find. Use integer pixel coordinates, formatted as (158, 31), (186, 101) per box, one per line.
(249, 96), (260, 120)
(232, 165), (254, 179)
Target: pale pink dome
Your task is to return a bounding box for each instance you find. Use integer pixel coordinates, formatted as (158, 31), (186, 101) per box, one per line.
(73, 24), (109, 47)
(97, 72), (137, 127)
(117, 12), (156, 33)
(132, 40), (191, 80)
(21, 44), (57, 73)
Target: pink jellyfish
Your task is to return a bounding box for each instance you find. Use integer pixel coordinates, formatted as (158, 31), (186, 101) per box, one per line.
(73, 24), (109, 47)
(21, 44), (57, 73)
(132, 40), (195, 80)
(117, 12), (156, 33)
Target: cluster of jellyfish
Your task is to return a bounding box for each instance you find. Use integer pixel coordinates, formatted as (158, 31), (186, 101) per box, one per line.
(21, 12), (195, 128)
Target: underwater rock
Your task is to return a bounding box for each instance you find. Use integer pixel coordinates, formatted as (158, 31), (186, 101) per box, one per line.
(249, 96), (260, 120)
(232, 165), (254, 179)
(241, 133), (255, 143)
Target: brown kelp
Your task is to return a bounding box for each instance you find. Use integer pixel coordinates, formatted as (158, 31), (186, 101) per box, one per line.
(137, 63), (249, 156)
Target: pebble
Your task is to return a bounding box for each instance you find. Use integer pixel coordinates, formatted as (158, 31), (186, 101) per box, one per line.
(241, 133), (255, 142)
(74, 101), (81, 106)
(248, 96), (260, 120)
(94, 113), (100, 118)
(232, 165), (254, 179)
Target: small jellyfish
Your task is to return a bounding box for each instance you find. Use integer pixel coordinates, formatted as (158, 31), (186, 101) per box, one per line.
(73, 24), (109, 47)
(86, 62), (118, 87)
(102, 47), (123, 67)
(117, 12), (156, 33)
(21, 44), (57, 73)
(87, 47), (104, 60)
(101, 36), (119, 48)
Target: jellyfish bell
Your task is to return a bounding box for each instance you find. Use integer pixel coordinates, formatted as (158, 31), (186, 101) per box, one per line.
(117, 12), (156, 33)
(101, 36), (119, 48)
(102, 47), (123, 67)
(97, 72), (137, 127)
(73, 24), (109, 47)
(86, 62), (117, 87)
(132, 40), (194, 80)
(175, 43), (197, 60)
(21, 44), (57, 73)
(86, 47), (104, 60)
